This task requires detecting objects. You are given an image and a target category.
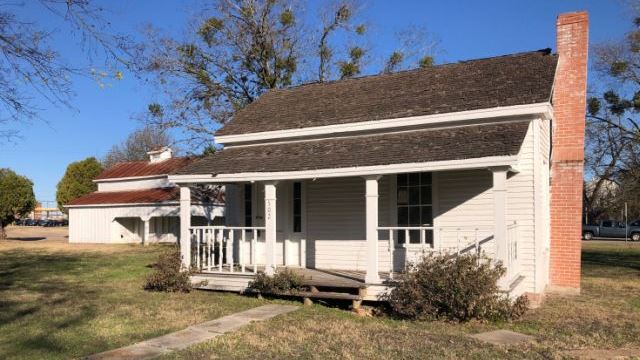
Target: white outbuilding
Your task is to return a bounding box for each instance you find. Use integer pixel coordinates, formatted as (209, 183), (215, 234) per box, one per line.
(66, 148), (224, 244)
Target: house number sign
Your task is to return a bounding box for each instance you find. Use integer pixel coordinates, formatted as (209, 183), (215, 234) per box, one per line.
(266, 199), (272, 221)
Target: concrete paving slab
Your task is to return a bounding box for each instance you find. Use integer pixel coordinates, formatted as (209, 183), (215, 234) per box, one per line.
(84, 304), (299, 360)
(85, 343), (167, 360)
(470, 330), (535, 346)
(143, 327), (217, 351)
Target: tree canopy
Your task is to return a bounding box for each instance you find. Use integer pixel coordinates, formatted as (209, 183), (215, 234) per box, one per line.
(0, 168), (36, 238)
(56, 157), (103, 213)
(103, 126), (174, 168)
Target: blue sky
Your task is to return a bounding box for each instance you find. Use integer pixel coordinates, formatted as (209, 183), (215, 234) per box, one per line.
(0, 0), (632, 204)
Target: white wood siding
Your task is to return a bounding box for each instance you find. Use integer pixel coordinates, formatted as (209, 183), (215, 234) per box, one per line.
(306, 176), (393, 272)
(97, 177), (171, 191)
(298, 120), (539, 294)
(69, 204), (223, 243)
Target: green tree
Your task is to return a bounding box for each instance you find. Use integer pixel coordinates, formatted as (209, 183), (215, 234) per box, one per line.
(0, 169), (36, 239)
(56, 157), (103, 213)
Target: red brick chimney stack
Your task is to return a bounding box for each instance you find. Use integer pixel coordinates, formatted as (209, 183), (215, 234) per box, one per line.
(549, 11), (589, 293)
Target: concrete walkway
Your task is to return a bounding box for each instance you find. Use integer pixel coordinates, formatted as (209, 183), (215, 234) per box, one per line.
(86, 304), (299, 360)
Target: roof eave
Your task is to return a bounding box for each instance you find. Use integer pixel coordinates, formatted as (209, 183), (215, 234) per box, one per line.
(169, 155), (519, 184)
(215, 102), (553, 145)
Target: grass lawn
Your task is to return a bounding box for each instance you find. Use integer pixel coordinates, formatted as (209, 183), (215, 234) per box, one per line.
(1, 238), (639, 359)
(0, 243), (263, 360)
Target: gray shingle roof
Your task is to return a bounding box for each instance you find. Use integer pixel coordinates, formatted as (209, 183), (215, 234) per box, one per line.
(216, 49), (557, 136)
(176, 121), (529, 176)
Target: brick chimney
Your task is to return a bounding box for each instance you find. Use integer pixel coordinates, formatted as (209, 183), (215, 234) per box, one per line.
(549, 11), (589, 293)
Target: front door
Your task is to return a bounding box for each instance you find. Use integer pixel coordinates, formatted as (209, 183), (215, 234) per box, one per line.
(278, 181), (305, 267)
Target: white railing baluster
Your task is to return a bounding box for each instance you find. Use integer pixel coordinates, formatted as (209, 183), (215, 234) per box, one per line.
(196, 229), (201, 270)
(388, 229), (394, 280)
(217, 229), (223, 272)
(456, 227), (461, 254)
(228, 230), (234, 273)
(252, 229), (258, 274)
(240, 230), (246, 273)
(474, 227), (479, 254)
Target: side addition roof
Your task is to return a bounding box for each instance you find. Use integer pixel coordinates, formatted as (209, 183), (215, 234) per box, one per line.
(216, 49), (557, 136)
(66, 187), (179, 206)
(95, 157), (194, 180)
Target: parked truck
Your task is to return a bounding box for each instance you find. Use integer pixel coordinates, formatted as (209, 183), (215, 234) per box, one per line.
(583, 220), (640, 241)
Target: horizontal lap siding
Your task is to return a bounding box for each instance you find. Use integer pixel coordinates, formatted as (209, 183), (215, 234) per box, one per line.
(509, 121), (536, 293)
(435, 170), (496, 256)
(306, 176), (392, 271)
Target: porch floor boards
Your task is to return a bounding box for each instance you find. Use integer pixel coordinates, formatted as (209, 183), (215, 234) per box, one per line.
(198, 266), (391, 288)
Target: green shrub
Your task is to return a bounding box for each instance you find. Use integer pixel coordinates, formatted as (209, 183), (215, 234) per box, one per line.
(384, 252), (528, 322)
(144, 248), (193, 293)
(248, 268), (307, 294)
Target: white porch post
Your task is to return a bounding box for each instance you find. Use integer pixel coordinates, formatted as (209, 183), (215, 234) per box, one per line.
(179, 185), (191, 269)
(492, 168), (508, 271)
(364, 175), (381, 284)
(264, 181), (277, 275)
(142, 217), (150, 246)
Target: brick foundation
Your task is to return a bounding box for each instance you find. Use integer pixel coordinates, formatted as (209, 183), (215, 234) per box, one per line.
(549, 12), (589, 292)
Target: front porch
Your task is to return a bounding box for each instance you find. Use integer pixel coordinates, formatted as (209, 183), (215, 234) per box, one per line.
(179, 167), (524, 300)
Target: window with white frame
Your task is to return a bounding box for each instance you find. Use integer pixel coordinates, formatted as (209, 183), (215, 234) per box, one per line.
(397, 172), (433, 244)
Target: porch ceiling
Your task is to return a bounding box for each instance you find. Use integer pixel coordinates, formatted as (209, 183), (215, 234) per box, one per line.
(175, 121), (528, 180)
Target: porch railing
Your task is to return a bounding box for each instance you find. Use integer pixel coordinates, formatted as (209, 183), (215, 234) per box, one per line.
(377, 224), (517, 280)
(189, 226), (265, 274)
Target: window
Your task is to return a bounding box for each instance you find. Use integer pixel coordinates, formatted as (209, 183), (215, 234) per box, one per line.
(293, 182), (302, 233)
(244, 184), (252, 227)
(602, 220), (613, 228)
(397, 172), (433, 244)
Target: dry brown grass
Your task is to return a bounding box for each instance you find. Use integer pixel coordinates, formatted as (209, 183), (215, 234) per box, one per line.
(162, 241), (640, 359)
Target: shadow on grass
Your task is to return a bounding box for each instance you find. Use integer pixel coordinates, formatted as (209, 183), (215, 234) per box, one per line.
(6, 236), (46, 241)
(0, 250), (103, 357)
(582, 247), (640, 273)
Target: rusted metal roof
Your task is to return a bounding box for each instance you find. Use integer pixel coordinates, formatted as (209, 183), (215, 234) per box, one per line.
(67, 187), (179, 206)
(95, 157), (194, 180)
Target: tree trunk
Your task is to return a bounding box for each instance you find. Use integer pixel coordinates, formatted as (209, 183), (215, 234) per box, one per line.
(0, 224), (6, 240)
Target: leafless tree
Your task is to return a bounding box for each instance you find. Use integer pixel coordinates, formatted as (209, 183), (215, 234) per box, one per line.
(0, 0), (133, 141)
(103, 125), (174, 167)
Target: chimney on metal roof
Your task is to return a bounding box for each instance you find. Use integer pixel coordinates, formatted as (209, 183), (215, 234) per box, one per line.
(147, 147), (173, 163)
(549, 11), (588, 294)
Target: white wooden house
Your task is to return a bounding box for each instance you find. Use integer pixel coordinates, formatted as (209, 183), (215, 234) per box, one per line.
(66, 148), (224, 244)
(167, 12), (588, 302)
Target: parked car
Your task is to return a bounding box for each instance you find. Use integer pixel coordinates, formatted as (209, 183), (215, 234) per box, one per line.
(36, 219), (48, 226)
(24, 219), (37, 226)
(43, 220), (60, 227)
(583, 220), (640, 241)
(14, 219), (25, 226)
(60, 219), (68, 226)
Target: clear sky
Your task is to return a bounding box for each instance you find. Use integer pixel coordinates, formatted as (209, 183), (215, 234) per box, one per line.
(0, 0), (632, 205)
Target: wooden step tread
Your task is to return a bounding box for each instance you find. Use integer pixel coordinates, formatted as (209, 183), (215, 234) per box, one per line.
(295, 291), (362, 301)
